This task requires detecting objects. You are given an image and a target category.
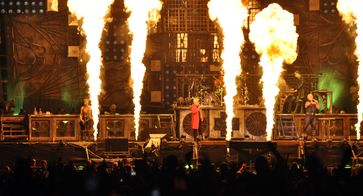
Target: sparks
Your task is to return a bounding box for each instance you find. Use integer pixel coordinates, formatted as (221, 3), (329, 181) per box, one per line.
(125, 0), (162, 140)
(208, 0), (248, 141)
(249, 3), (298, 141)
(68, 0), (114, 141)
(337, 0), (363, 140)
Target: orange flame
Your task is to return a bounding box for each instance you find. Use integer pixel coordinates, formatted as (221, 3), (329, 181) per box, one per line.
(68, 0), (114, 141)
(125, 0), (162, 140)
(337, 0), (363, 140)
(249, 3), (298, 141)
(208, 0), (248, 141)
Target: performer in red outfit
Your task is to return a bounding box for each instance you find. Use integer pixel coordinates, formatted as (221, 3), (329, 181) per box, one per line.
(191, 98), (203, 141)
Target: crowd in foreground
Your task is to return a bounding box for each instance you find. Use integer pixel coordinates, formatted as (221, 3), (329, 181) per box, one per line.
(1, 143), (363, 196)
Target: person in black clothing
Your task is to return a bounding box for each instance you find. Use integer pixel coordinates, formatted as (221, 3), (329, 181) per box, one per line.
(302, 93), (320, 139)
(293, 71), (305, 113)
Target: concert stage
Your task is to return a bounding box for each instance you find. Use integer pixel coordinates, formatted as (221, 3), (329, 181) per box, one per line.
(0, 112), (359, 141)
(0, 112), (361, 167)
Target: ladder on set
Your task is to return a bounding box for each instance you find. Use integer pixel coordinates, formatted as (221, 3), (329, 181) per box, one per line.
(276, 115), (297, 139)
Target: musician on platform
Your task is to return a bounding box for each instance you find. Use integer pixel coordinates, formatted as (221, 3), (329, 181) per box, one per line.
(302, 93), (320, 139)
(80, 98), (94, 141)
(191, 98), (203, 142)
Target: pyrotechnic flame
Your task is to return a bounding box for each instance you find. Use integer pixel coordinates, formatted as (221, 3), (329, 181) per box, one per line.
(249, 3), (298, 141)
(125, 0), (162, 140)
(208, 0), (248, 141)
(68, 0), (114, 141)
(337, 0), (363, 140)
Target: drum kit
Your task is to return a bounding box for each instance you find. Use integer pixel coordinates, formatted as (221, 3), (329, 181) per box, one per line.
(176, 75), (250, 106)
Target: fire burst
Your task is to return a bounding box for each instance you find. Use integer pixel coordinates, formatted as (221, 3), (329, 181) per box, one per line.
(249, 3), (298, 141)
(68, 0), (114, 141)
(337, 0), (363, 140)
(208, 0), (248, 141)
(125, 0), (162, 140)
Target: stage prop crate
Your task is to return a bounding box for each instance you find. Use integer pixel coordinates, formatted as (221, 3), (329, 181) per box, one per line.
(29, 115), (80, 142)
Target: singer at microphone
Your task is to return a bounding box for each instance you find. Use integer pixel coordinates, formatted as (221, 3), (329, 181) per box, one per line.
(302, 93), (320, 140)
(191, 98), (204, 142)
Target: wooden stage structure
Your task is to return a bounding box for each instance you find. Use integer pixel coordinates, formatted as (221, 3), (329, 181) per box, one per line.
(0, 107), (360, 142)
(0, 106), (362, 167)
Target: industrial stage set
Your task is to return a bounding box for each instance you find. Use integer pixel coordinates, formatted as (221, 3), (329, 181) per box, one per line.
(1, 0), (363, 167)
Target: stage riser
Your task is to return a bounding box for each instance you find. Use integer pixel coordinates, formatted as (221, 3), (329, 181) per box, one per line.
(0, 113), (359, 142)
(275, 114), (358, 140)
(26, 114), (174, 142)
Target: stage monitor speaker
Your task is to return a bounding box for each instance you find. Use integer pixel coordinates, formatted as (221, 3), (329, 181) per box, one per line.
(105, 138), (128, 152)
(139, 128), (171, 141)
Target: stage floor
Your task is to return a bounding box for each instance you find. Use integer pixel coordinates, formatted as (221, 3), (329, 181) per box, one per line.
(0, 139), (356, 168)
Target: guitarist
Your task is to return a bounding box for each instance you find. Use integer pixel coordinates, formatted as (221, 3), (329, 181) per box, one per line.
(80, 99), (93, 141)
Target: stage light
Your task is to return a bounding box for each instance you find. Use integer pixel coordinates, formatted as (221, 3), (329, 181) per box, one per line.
(321, 0), (337, 14)
(0, 0), (46, 14)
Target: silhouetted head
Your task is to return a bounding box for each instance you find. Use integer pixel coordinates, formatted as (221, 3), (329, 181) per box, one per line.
(255, 156), (269, 175)
(164, 155), (178, 172)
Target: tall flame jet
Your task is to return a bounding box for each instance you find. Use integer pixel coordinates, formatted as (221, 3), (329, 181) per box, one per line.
(337, 0), (363, 140)
(68, 0), (114, 141)
(208, 0), (248, 141)
(125, 0), (162, 140)
(249, 3), (298, 141)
